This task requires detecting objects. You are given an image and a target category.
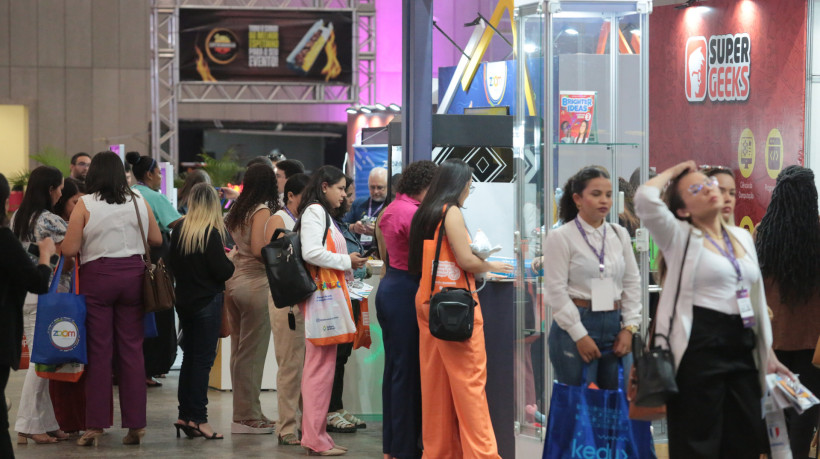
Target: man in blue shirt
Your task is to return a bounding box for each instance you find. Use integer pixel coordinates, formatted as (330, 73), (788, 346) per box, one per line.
(344, 167), (387, 249)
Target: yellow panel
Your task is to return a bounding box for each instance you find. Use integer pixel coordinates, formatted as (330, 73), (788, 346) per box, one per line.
(0, 105), (29, 178)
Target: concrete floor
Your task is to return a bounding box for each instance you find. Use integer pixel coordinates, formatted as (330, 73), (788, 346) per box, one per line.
(6, 369), (385, 458)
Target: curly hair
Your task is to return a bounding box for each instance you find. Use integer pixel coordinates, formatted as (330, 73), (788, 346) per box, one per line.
(755, 165), (820, 306)
(558, 166), (610, 223)
(396, 160), (437, 196)
(225, 164), (280, 232)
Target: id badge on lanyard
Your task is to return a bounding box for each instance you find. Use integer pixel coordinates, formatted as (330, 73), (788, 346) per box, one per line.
(705, 229), (756, 328)
(576, 219), (615, 311)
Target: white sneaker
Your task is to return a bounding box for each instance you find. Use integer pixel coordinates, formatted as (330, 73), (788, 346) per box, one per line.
(231, 421), (273, 434)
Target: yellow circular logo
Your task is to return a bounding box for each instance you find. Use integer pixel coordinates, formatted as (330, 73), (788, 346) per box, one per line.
(739, 216), (755, 234)
(765, 128), (783, 180)
(737, 128), (755, 179)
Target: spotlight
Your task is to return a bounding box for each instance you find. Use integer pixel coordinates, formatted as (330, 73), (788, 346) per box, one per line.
(346, 107), (357, 114)
(565, 28), (579, 35)
(388, 103), (401, 111)
(360, 106), (372, 114)
(374, 103), (387, 111)
(524, 43), (539, 53)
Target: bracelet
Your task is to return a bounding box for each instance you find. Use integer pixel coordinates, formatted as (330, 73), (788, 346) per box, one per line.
(622, 325), (639, 334)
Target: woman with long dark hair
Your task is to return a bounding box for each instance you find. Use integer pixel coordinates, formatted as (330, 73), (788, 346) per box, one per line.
(545, 166), (641, 390)
(298, 166), (367, 456)
(0, 172), (56, 457)
(126, 151), (181, 386)
(11, 166), (68, 445)
(224, 164), (280, 434)
(634, 160), (791, 458)
(376, 160), (437, 459)
(263, 173), (309, 446)
(62, 152), (163, 446)
(407, 159), (512, 458)
(755, 165), (820, 458)
(170, 183), (235, 441)
(701, 166), (737, 226)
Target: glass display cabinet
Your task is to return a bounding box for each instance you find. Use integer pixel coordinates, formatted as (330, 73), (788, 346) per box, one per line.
(512, 0), (652, 455)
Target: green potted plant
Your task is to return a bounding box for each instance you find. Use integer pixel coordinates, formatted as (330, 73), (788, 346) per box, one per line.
(199, 148), (243, 187)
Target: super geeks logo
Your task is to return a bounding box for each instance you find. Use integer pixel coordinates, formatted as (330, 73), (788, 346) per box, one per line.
(685, 33), (751, 102)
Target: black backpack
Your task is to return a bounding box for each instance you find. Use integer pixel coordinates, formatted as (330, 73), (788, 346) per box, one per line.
(262, 209), (330, 309)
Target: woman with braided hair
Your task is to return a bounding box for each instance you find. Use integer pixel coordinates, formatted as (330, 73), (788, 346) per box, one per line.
(755, 165), (820, 458)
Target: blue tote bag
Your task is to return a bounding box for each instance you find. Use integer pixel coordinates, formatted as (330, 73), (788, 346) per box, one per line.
(543, 362), (655, 459)
(30, 257), (88, 366)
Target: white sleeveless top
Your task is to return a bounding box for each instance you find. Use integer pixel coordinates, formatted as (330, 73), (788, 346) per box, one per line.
(80, 191), (149, 264)
(273, 209), (296, 231)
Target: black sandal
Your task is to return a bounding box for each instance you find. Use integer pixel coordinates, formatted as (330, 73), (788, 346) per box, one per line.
(173, 422), (201, 439)
(191, 423), (223, 440)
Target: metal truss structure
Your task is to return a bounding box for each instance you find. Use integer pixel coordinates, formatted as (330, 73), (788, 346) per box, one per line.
(150, 0), (376, 164)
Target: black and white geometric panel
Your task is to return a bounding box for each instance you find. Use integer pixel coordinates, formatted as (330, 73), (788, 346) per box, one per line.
(432, 146), (515, 183)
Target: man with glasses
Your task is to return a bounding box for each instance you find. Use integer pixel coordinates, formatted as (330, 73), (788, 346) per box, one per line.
(69, 152), (91, 182)
(344, 167), (388, 250)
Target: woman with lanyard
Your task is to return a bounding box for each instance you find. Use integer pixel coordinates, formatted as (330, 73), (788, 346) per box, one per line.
(125, 151), (182, 387)
(544, 166), (641, 390)
(634, 160), (791, 457)
(263, 173), (310, 446)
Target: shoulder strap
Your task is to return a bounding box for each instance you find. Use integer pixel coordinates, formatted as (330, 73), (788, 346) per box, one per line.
(132, 193), (152, 266)
(294, 202), (331, 247)
(323, 207), (330, 246)
(652, 230), (691, 348)
(428, 205), (473, 299)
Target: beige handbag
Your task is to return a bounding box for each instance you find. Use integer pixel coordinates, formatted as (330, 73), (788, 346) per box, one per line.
(132, 195), (175, 313)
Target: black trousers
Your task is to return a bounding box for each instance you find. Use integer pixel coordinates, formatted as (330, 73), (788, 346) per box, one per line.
(329, 299), (360, 413)
(667, 306), (764, 459)
(177, 293), (222, 423)
(775, 349), (820, 458)
(1, 365), (13, 458)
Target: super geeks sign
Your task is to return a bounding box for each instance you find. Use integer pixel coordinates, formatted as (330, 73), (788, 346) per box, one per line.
(686, 33), (751, 102)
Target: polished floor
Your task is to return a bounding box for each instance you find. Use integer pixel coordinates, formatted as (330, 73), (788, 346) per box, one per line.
(6, 369), (385, 458)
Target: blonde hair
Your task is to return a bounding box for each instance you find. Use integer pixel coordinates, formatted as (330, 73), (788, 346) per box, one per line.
(177, 183), (227, 256)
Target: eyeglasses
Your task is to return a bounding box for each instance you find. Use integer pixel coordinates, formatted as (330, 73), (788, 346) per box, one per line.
(469, 185), (476, 194)
(688, 176), (719, 195)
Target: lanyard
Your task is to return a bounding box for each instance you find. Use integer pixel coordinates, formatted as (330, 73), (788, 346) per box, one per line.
(283, 206), (297, 223)
(704, 228), (743, 283)
(367, 199), (384, 217)
(575, 218), (606, 275)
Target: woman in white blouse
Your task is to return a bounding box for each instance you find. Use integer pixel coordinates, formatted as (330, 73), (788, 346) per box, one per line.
(297, 166), (367, 456)
(634, 160), (791, 458)
(544, 166), (641, 389)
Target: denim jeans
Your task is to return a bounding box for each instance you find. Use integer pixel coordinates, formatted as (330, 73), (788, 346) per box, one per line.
(548, 307), (632, 390)
(177, 293), (223, 423)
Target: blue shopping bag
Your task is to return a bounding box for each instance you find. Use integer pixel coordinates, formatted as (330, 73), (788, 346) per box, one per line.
(30, 257), (87, 365)
(543, 361), (655, 459)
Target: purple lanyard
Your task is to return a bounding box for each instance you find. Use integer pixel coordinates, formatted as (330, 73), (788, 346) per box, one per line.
(704, 228), (743, 283)
(283, 206), (297, 223)
(367, 199), (384, 217)
(574, 218), (606, 275)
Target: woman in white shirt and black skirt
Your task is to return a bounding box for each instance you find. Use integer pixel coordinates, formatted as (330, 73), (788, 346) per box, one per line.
(544, 166), (642, 389)
(634, 160), (791, 458)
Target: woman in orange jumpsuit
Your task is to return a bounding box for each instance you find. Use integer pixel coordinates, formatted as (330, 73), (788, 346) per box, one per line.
(407, 159), (513, 458)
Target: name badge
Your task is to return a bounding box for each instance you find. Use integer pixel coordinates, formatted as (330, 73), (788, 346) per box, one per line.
(737, 289), (756, 328)
(360, 235), (373, 243)
(591, 277), (615, 312)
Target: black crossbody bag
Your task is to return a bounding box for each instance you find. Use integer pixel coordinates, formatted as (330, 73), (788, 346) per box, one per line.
(428, 206), (477, 342)
(632, 231), (691, 407)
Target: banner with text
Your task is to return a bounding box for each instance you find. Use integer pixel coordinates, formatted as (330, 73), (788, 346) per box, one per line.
(180, 9), (353, 84)
(650, 0), (807, 230)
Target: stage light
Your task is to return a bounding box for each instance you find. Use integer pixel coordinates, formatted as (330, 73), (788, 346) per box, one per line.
(565, 28), (579, 35)
(374, 103), (387, 111)
(524, 42), (539, 53)
(360, 106), (372, 114)
(389, 103), (401, 111)
(346, 107), (357, 114)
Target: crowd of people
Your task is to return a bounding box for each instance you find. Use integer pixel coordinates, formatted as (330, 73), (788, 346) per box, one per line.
(0, 149), (817, 459)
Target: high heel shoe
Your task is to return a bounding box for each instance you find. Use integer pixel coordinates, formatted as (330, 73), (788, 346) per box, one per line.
(304, 446), (347, 456)
(190, 423), (223, 440)
(174, 422), (200, 439)
(76, 429), (103, 446)
(47, 430), (69, 441)
(122, 428), (145, 445)
(17, 433), (58, 444)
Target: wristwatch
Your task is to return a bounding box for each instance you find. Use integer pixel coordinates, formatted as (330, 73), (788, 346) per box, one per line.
(622, 325), (639, 335)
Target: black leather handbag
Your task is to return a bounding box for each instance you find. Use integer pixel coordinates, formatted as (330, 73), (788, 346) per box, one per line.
(633, 232), (691, 407)
(261, 210), (329, 309)
(428, 206), (477, 342)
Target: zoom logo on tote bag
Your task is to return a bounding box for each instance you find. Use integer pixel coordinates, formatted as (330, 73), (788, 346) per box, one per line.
(48, 318), (81, 351)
